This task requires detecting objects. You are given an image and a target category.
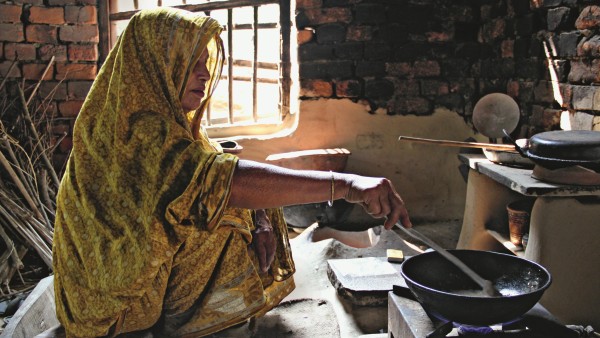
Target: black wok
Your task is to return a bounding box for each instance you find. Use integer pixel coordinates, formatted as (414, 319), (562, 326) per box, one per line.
(400, 250), (551, 326)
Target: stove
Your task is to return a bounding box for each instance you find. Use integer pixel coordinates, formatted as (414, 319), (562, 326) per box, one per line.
(388, 286), (579, 338)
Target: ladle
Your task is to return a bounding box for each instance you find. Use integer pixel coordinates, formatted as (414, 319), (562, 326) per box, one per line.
(394, 222), (501, 297)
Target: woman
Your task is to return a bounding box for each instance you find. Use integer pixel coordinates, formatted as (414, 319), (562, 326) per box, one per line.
(52, 7), (411, 337)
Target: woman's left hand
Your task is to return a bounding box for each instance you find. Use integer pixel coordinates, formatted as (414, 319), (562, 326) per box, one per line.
(251, 209), (276, 273)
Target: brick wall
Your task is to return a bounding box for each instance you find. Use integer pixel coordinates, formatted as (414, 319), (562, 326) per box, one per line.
(296, 0), (600, 137)
(0, 0), (98, 167)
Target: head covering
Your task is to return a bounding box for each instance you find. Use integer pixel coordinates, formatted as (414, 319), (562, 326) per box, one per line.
(53, 8), (243, 336)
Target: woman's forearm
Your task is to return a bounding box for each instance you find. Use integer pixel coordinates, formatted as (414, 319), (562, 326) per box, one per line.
(228, 159), (413, 230)
(228, 159), (350, 209)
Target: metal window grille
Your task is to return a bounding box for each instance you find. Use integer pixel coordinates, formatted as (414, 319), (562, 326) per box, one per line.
(100, 0), (291, 128)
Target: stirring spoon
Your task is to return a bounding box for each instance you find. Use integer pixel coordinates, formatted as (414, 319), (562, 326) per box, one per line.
(394, 222), (501, 297)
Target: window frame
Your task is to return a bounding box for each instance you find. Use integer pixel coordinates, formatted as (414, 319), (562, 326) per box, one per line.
(98, 0), (294, 139)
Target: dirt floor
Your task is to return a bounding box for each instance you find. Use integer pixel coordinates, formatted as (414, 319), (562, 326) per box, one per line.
(0, 220), (461, 337)
(220, 220), (461, 337)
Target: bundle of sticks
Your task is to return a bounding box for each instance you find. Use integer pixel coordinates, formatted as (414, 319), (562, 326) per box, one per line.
(0, 57), (63, 298)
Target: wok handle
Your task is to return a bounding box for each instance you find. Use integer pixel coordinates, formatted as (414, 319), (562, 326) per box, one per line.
(394, 222), (501, 297)
(398, 136), (517, 152)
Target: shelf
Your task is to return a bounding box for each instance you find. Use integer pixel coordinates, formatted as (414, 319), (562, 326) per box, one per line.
(486, 229), (525, 257)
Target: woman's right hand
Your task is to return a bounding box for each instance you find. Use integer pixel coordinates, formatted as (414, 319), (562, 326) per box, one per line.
(342, 175), (412, 231)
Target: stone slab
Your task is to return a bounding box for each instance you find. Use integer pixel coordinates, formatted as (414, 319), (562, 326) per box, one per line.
(327, 256), (407, 306)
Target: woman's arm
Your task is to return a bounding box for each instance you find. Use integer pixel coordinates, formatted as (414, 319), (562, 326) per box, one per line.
(228, 159), (411, 230)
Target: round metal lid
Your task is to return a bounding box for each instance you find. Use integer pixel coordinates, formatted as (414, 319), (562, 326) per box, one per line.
(528, 130), (600, 162)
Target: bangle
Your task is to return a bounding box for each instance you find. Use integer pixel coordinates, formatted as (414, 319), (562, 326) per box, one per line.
(328, 170), (334, 207)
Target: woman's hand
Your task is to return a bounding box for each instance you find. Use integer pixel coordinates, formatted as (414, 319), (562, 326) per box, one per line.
(342, 175), (412, 230)
(251, 209), (276, 273)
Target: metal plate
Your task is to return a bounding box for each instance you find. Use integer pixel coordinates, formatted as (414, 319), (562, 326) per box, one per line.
(473, 93), (520, 139)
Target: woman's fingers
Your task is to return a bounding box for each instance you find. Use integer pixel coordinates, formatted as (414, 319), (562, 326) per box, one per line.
(346, 176), (411, 229)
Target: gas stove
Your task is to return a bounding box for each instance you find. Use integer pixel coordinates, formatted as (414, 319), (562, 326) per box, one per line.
(388, 286), (579, 338)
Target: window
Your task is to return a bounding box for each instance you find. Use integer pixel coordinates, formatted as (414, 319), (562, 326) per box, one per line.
(99, 0), (293, 138)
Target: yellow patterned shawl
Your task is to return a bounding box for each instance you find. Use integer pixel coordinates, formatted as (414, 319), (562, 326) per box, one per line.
(52, 8), (294, 337)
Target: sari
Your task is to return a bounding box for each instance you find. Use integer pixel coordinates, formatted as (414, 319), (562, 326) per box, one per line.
(52, 8), (295, 337)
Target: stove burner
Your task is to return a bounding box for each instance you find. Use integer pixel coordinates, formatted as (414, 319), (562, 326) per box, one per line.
(457, 324), (494, 335)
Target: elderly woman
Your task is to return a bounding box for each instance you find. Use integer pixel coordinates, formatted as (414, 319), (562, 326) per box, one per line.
(52, 7), (411, 337)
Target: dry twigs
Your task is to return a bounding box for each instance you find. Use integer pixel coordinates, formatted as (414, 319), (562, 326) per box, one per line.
(0, 58), (60, 297)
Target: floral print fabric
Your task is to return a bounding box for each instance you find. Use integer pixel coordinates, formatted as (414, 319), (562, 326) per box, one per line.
(52, 8), (294, 337)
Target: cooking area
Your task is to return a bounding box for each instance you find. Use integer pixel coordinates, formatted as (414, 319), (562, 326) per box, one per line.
(2, 0), (600, 337)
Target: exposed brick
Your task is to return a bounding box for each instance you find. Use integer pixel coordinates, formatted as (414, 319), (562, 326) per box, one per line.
(577, 35), (600, 57)
(301, 8), (352, 26)
(533, 80), (555, 103)
(299, 60), (352, 79)
(479, 19), (505, 43)
(0, 61), (22, 78)
(364, 42), (391, 61)
(29, 6), (65, 24)
(572, 85), (596, 110)
(334, 42), (363, 60)
(67, 80), (93, 100)
(39, 81), (67, 100)
(298, 43), (334, 61)
(39, 44), (68, 61)
(26, 25), (58, 43)
(547, 7), (571, 31)
(22, 63), (54, 80)
(515, 14), (535, 36)
(501, 39), (514, 58)
(0, 23), (24, 42)
(334, 79), (361, 98)
(386, 62), (411, 78)
(394, 42), (430, 61)
(346, 26), (373, 42)
(530, 105), (560, 130)
(56, 63), (97, 80)
(575, 5), (600, 30)
(58, 100), (84, 117)
(394, 79), (420, 97)
(426, 31), (453, 43)
(68, 44), (98, 61)
(537, 0), (563, 8)
(58, 135), (73, 153)
(316, 23), (346, 44)
(393, 97), (431, 115)
(0, 42), (3, 59)
(420, 79), (449, 96)
(413, 60), (440, 77)
(365, 79), (394, 100)
(299, 79), (332, 97)
(507, 80), (520, 98)
(297, 29), (314, 45)
(448, 78), (476, 97)
(48, 0), (80, 5)
(59, 25), (99, 43)
(568, 59), (600, 84)
(4, 43), (36, 61)
(64, 5), (97, 24)
(296, 0), (322, 9)
(559, 83), (573, 109)
(0, 4), (22, 23)
(356, 61), (385, 78)
(553, 31), (580, 57)
(355, 3), (386, 24)
(435, 94), (464, 112)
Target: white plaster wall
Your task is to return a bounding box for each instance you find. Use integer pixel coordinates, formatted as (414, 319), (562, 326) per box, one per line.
(234, 98), (487, 223)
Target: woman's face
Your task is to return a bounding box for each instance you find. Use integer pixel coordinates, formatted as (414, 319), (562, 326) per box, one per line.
(181, 49), (210, 111)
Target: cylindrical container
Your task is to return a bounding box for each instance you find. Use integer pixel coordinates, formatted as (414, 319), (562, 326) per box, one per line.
(506, 199), (534, 246)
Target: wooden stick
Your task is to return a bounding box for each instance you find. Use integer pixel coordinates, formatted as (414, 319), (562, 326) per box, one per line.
(17, 86), (61, 188)
(0, 60), (17, 92)
(398, 136), (517, 152)
(0, 151), (43, 220)
(26, 56), (55, 106)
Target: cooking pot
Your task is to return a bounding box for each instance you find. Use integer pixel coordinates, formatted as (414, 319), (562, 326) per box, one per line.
(508, 130), (600, 170)
(400, 250), (551, 326)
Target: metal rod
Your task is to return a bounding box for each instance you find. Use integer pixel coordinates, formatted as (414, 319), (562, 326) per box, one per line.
(252, 6), (258, 122)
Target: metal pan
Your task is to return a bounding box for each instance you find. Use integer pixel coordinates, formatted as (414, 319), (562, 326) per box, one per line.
(400, 250), (552, 326)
